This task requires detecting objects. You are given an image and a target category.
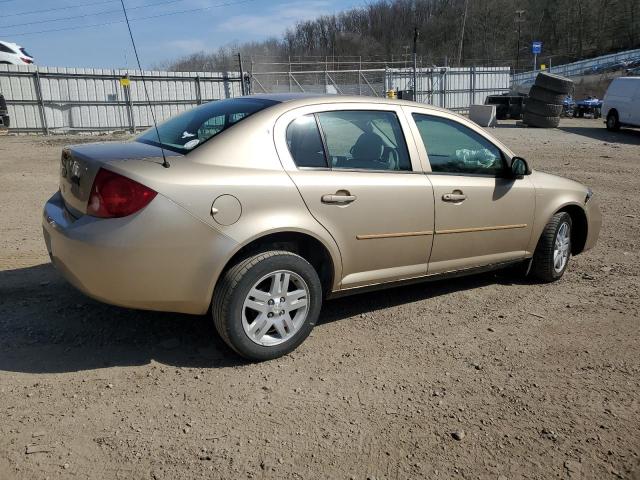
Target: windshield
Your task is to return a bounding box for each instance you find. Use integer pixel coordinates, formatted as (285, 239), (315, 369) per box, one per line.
(136, 97), (279, 154)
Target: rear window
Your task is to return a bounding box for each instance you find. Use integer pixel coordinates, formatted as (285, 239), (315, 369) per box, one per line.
(19, 48), (33, 57)
(136, 97), (279, 154)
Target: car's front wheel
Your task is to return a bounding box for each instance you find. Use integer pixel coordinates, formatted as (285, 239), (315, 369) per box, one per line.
(530, 212), (572, 282)
(212, 250), (322, 361)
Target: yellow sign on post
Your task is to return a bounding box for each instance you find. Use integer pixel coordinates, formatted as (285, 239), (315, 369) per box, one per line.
(120, 77), (131, 87)
(540, 64), (546, 70)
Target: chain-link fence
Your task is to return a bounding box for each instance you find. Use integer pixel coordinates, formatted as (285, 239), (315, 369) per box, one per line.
(250, 69), (386, 97)
(250, 66), (511, 113)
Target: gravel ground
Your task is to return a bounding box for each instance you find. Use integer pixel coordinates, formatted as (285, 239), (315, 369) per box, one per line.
(0, 119), (639, 479)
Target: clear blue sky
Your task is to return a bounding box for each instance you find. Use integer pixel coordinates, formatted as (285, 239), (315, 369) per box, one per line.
(1, 0), (363, 69)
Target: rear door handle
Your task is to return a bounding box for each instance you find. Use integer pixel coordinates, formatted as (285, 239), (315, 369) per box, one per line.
(321, 193), (357, 204)
(442, 192), (466, 202)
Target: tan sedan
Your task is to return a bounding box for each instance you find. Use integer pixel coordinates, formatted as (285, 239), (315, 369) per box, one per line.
(42, 94), (601, 360)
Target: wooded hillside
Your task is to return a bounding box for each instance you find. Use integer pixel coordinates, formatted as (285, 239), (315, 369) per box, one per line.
(166, 0), (639, 72)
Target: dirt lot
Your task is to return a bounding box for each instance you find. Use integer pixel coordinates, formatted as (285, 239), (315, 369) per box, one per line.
(0, 118), (639, 480)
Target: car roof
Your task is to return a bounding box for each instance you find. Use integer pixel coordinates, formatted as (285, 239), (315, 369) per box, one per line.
(248, 92), (451, 114)
(0, 40), (21, 49)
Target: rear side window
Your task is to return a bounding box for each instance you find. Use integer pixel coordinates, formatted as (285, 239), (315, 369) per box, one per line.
(0, 43), (16, 54)
(316, 110), (411, 171)
(413, 114), (504, 176)
(286, 115), (328, 168)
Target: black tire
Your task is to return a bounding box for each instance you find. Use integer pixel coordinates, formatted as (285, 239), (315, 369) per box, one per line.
(525, 98), (563, 117)
(0, 94), (7, 113)
(534, 72), (574, 94)
(523, 111), (560, 128)
(528, 85), (567, 104)
(211, 250), (322, 361)
(606, 110), (620, 131)
(530, 212), (572, 282)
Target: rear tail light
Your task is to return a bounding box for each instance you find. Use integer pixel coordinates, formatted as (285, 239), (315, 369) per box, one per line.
(87, 168), (157, 218)
(20, 57), (33, 64)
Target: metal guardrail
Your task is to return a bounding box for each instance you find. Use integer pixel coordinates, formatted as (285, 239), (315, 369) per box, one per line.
(512, 48), (640, 85)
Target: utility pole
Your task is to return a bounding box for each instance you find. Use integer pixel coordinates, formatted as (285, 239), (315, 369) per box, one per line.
(457, 0), (468, 67)
(515, 10), (525, 73)
(413, 27), (419, 102)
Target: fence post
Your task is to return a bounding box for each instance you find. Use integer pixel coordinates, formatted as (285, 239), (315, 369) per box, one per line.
(237, 53), (245, 96)
(470, 65), (476, 105)
(195, 75), (202, 105)
(442, 69), (447, 109)
(33, 70), (49, 135)
(122, 75), (135, 134)
(358, 56), (362, 95)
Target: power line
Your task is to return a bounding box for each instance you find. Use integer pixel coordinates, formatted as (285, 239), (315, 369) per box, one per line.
(3, 0), (117, 18)
(6, 0), (259, 36)
(1, 0), (185, 29)
(119, 0), (169, 168)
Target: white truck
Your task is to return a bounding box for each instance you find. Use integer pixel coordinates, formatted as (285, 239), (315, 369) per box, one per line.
(603, 77), (640, 131)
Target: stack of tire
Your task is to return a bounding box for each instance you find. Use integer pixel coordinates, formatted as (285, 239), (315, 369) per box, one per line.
(523, 72), (573, 128)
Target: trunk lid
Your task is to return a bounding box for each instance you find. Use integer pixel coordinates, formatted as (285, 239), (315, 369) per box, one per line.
(59, 141), (181, 216)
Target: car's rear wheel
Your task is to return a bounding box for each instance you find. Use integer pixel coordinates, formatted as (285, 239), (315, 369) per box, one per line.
(530, 212), (572, 282)
(212, 250), (322, 361)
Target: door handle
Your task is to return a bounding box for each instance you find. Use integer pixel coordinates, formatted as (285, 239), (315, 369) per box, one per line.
(442, 192), (466, 202)
(321, 193), (357, 204)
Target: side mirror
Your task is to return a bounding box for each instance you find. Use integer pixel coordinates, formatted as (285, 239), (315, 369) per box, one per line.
(510, 156), (531, 178)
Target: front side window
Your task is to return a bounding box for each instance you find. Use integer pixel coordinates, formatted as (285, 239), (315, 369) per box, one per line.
(136, 97), (278, 154)
(316, 110), (411, 171)
(413, 114), (505, 176)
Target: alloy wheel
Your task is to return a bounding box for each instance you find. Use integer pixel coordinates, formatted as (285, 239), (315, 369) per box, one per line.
(242, 270), (310, 346)
(553, 222), (571, 273)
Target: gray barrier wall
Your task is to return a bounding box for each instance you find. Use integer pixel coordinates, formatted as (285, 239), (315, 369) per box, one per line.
(0, 65), (242, 134)
(0, 64), (511, 133)
(386, 66), (511, 111)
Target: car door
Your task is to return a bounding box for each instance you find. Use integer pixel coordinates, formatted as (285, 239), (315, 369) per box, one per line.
(274, 103), (435, 289)
(406, 109), (535, 274)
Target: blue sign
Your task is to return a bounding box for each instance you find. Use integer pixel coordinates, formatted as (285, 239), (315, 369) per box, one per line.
(532, 41), (542, 54)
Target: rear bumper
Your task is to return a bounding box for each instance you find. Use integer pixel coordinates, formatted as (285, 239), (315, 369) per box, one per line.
(583, 195), (602, 252)
(42, 191), (237, 314)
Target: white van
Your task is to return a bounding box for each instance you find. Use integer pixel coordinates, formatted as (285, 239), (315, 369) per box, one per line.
(603, 77), (640, 131)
